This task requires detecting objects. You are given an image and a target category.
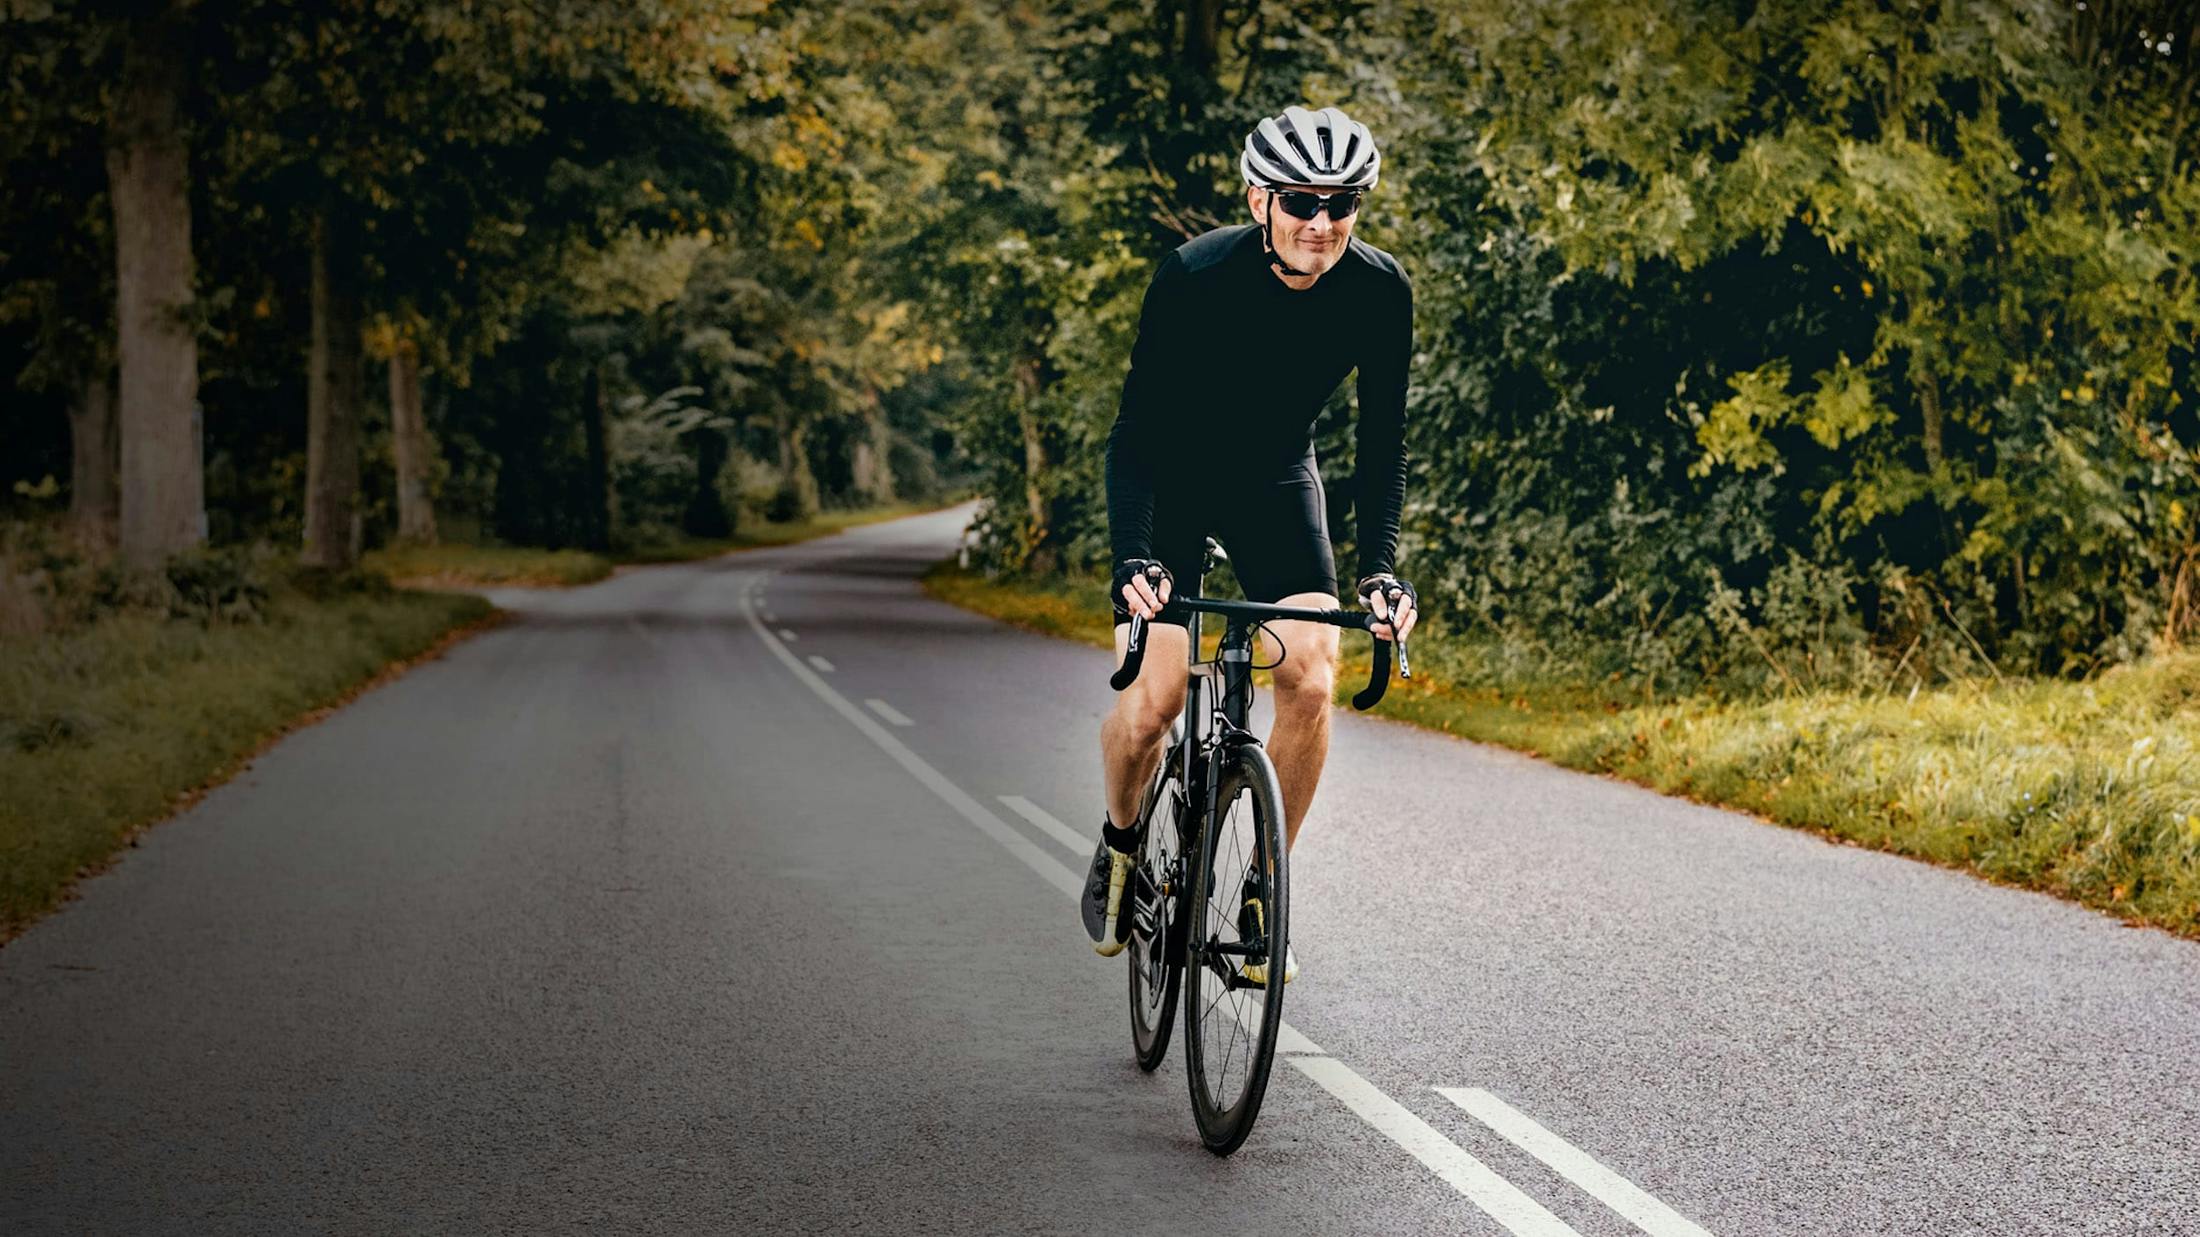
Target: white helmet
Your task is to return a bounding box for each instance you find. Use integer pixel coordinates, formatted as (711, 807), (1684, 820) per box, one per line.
(1240, 105), (1381, 191)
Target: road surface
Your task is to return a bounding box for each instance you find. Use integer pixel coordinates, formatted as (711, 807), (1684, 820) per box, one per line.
(5, 506), (2198, 1234)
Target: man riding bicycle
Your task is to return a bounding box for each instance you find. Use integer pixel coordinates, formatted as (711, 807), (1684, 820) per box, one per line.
(1083, 105), (1420, 984)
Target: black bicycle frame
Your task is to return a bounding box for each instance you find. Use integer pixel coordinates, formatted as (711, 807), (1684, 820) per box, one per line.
(1113, 545), (1410, 899)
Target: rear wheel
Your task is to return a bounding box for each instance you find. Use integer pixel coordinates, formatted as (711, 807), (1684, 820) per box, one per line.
(1182, 743), (1288, 1155)
(1128, 726), (1188, 1072)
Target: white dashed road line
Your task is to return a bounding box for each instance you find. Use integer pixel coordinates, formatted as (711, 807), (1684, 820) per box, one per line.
(780, 628), (800, 641)
(866, 698), (915, 727)
(806, 655), (835, 673)
(1439, 1088), (1715, 1237)
(1298, 1060), (1583, 1235)
(741, 575), (1077, 900)
(739, 565), (1708, 1236)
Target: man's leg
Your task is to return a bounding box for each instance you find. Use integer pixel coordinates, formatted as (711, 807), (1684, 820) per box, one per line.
(1084, 621), (1191, 954)
(1261, 592), (1341, 849)
(1102, 621), (1191, 829)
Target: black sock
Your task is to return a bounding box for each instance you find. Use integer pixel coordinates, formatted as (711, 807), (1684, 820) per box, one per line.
(1101, 815), (1139, 853)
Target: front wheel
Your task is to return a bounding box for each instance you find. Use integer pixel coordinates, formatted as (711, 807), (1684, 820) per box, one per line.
(1181, 743), (1288, 1155)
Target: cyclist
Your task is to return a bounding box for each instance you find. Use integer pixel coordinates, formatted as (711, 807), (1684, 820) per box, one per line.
(1082, 105), (1420, 983)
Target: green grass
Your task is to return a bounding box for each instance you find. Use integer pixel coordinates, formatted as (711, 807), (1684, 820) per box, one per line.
(0, 589), (492, 940)
(923, 564), (2200, 938)
(365, 501), (958, 587)
(360, 543), (613, 588)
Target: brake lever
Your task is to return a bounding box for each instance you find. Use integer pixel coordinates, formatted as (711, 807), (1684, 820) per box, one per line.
(1382, 585), (1413, 680)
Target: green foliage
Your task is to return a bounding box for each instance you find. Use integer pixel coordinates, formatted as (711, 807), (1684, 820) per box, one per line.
(8, 0), (2200, 695)
(888, 0), (2198, 696)
(1364, 0), (2200, 688)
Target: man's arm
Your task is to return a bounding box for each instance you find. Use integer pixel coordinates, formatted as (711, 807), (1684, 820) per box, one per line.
(1107, 253), (1191, 566)
(1352, 273), (1413, 580)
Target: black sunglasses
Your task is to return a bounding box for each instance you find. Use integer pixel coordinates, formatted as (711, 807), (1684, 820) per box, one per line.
(1269, 188), (1363, 221)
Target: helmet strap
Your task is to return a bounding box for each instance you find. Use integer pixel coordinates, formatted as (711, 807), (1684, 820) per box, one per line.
(1260, 194), (1310, 278)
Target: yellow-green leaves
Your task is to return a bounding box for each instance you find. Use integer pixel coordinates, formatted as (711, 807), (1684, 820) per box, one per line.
(1692, 358), (1891, 476)
(1693, 361), (1795, 476)
(1801, 358), (1890, 450)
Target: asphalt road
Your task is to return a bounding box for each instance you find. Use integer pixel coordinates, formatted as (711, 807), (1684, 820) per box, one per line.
(5, 505), (2199, 1235)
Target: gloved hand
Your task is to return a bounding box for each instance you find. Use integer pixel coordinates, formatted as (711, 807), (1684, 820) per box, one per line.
(1115, 558), (1174, 621)
(1355, 573), (1418, 643)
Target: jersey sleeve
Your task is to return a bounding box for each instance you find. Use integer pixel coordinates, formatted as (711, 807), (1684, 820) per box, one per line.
(1352, 270), (1413, 581)
(1107, 253), (1190, 565)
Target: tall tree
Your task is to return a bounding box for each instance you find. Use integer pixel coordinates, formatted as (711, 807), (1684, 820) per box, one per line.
(301, 209), (363, 568)
(385, 330), (436, 544)
(106, 3), (202, 562)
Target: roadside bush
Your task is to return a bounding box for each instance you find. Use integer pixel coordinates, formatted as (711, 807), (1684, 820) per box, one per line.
(161, 546), (278, 622)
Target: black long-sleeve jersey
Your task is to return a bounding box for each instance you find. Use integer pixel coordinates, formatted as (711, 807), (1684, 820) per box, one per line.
(1104, 224), (1413, 582)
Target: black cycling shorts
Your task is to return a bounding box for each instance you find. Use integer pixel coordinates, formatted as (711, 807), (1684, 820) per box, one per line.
(1111, 453), (1339, 627)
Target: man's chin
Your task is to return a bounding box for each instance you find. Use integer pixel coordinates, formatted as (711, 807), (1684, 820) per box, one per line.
(1283, 246), (1341, 276)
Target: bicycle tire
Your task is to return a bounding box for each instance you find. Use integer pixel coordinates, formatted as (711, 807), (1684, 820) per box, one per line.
(1181, 743), (1288, 1155)
(1128, 728), (1188, 1071)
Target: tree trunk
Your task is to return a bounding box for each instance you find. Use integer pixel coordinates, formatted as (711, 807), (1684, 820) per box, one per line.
(581, 361), (612, 550)
(1915, 366), (1945, 472)
(1184, 0), (1222, 74)
(849, 405), (896, 505)
(1015, 356), (1053, 573)
(106, 7), (201, 565)
(682, 428), (731, 539)
(772, 415), (819, 521)
(303, 207), (364, 570)
(68, 367), (120, 547)
(388, 339), (438, 545)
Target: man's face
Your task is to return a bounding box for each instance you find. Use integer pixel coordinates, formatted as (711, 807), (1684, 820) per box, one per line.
(1249, 183), (1356, 279)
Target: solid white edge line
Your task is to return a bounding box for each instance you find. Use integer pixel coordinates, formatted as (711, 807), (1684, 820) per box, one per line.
(807, 655), (835, 673)
(1438, 1089), (1716, 1237)
(745, 562), (1580, 1231)
(741, 587), (1077, 899)
(866, 698), (915, 727)
(1294, 1060), (1583, 1237)
(1215, 991), (1327, 1056)
(997, 795), (1092, 856)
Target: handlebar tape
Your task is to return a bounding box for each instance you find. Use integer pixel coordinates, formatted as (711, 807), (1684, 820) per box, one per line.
(1351, 635), (1391, 711)
(1110, 614), (1149, 692)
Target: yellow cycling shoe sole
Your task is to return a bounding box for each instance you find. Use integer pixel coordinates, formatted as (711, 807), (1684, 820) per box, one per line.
(1093, 850), (1134, 957)
(1237, 897), (1296, 984)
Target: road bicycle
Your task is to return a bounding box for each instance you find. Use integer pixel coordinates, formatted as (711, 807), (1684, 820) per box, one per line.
(1109, 538), (1409, 1155)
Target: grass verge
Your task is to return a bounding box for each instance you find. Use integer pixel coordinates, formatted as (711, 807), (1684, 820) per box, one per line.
(363, 501), (958, 587)
(358, 543), (611, 588)
(922, 564), (2200, 938)
(0, 589), (494, 941)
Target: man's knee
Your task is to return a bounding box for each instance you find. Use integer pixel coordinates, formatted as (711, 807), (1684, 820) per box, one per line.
(1118, 684), (1184, 747)
(1111, 623), (1189, 746)
(1268, 612), (1339, 709)
(1274, 660), (1335, 715)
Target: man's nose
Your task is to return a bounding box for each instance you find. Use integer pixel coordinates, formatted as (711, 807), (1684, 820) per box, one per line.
(1305, 210), (1336, 234)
